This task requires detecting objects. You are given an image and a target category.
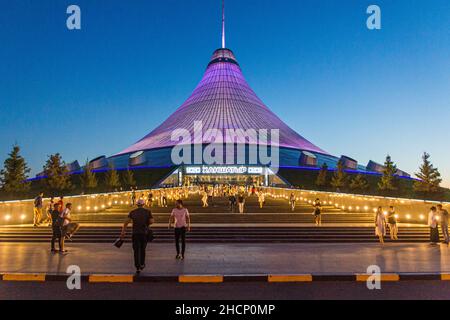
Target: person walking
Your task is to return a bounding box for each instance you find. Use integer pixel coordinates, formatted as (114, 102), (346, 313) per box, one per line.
(207, 187), (214, 206)
(428, 206), (440, 245)
(169, 200), (191, 260)
(131, 188), (136, 206)
(43, 197), (54, 226)
(162, 191), (168, 207)
(289, 193), (296, 212)
(375, 206), (386, 244)
(50, 203), (64, 253)
(437, 204), (449, 244)
(153, 191), (159, 206)
(386, 206), (398, 240)
(159, 191), (164, 207)
(120, 199), (154, 274)
(33, 192), (44, 227)
(60, 203), (80, 242)
(258, 191), (265, 209)
(228, 193), (237, 213)
(57, 196), (64, 214)
(147, 192), (153, 207)
(313, 198), (322, 226)
(201, 190), (209, 207)
(238, 193), (245, 214)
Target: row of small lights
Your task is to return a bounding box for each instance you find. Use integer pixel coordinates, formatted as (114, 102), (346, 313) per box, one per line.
(0, 187), (437, 221)
(0, 188), (185, 220)
(264, 192), (428, 221)
(77, 201), (126, 211)
(2, 191), (168, 218)
(75, 194), (191, 212)
(1, 186), (435, 206)
(74, 189), (195, 212)
(3, 214), (28, 222)
(300, 197), (426, 221)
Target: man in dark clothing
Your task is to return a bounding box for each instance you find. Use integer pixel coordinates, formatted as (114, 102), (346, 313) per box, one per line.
(131, 188), (136, 206)
(438, 204), (449, 244)
(120, 199), (154, 274)
(50, 203), (63, 253)
(228, 194), (237, 213)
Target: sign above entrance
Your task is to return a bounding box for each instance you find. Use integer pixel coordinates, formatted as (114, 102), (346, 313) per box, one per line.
(185, 166), (264, 175)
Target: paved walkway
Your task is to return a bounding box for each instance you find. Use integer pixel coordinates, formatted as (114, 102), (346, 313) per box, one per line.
(1, 242), (450, 275)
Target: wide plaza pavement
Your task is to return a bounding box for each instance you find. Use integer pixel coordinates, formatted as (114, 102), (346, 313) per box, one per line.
(1, 242), (450, 276)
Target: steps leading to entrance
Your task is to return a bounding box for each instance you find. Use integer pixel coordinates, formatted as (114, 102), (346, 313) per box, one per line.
(102, 194), (341, 214)
(2, 195), (432, 244)
(72, 212), (376, 224)
(0, 226), (434, 243)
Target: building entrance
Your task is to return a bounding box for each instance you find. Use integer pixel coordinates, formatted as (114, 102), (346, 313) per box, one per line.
(158, 166), (289, 188)
(185, 174), (263, 186)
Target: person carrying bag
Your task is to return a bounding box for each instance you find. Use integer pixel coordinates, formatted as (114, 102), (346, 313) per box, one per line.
(120, 199), (154, 274)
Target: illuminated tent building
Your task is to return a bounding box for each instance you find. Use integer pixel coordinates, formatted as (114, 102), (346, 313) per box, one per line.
(35, 5), (412, 188)
(88, 46), (410, 187)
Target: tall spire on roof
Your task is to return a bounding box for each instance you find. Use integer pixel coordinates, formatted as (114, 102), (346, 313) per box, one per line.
(221, 0), (226, 48)
(115, 2), (330, 157)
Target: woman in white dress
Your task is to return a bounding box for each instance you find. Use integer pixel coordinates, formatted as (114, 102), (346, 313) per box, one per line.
(375, 206), (386, 244)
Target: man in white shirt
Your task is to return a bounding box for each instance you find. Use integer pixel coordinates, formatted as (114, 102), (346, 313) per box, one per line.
(60, 203), (80, 247)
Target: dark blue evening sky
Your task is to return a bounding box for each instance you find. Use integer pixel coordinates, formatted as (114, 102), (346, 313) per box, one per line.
(0, 0), (449, 185)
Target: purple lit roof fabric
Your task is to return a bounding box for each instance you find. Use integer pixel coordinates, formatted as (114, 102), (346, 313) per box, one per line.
(117, 49), (329, 156)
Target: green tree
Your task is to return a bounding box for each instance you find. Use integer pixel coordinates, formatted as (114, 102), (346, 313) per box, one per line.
(315, 163), (329, 189)
(330, 160), (348, 191)
(414, 152), (442, 194)
(80, 159), (98, 192)
(43, 153), (72, 195)
(350, 174), (370, 192)
(378, 155), (397, 192)
(105, 164), (121, 191)
(0, 145), (31, 196)
(122, 169), (136, 189)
